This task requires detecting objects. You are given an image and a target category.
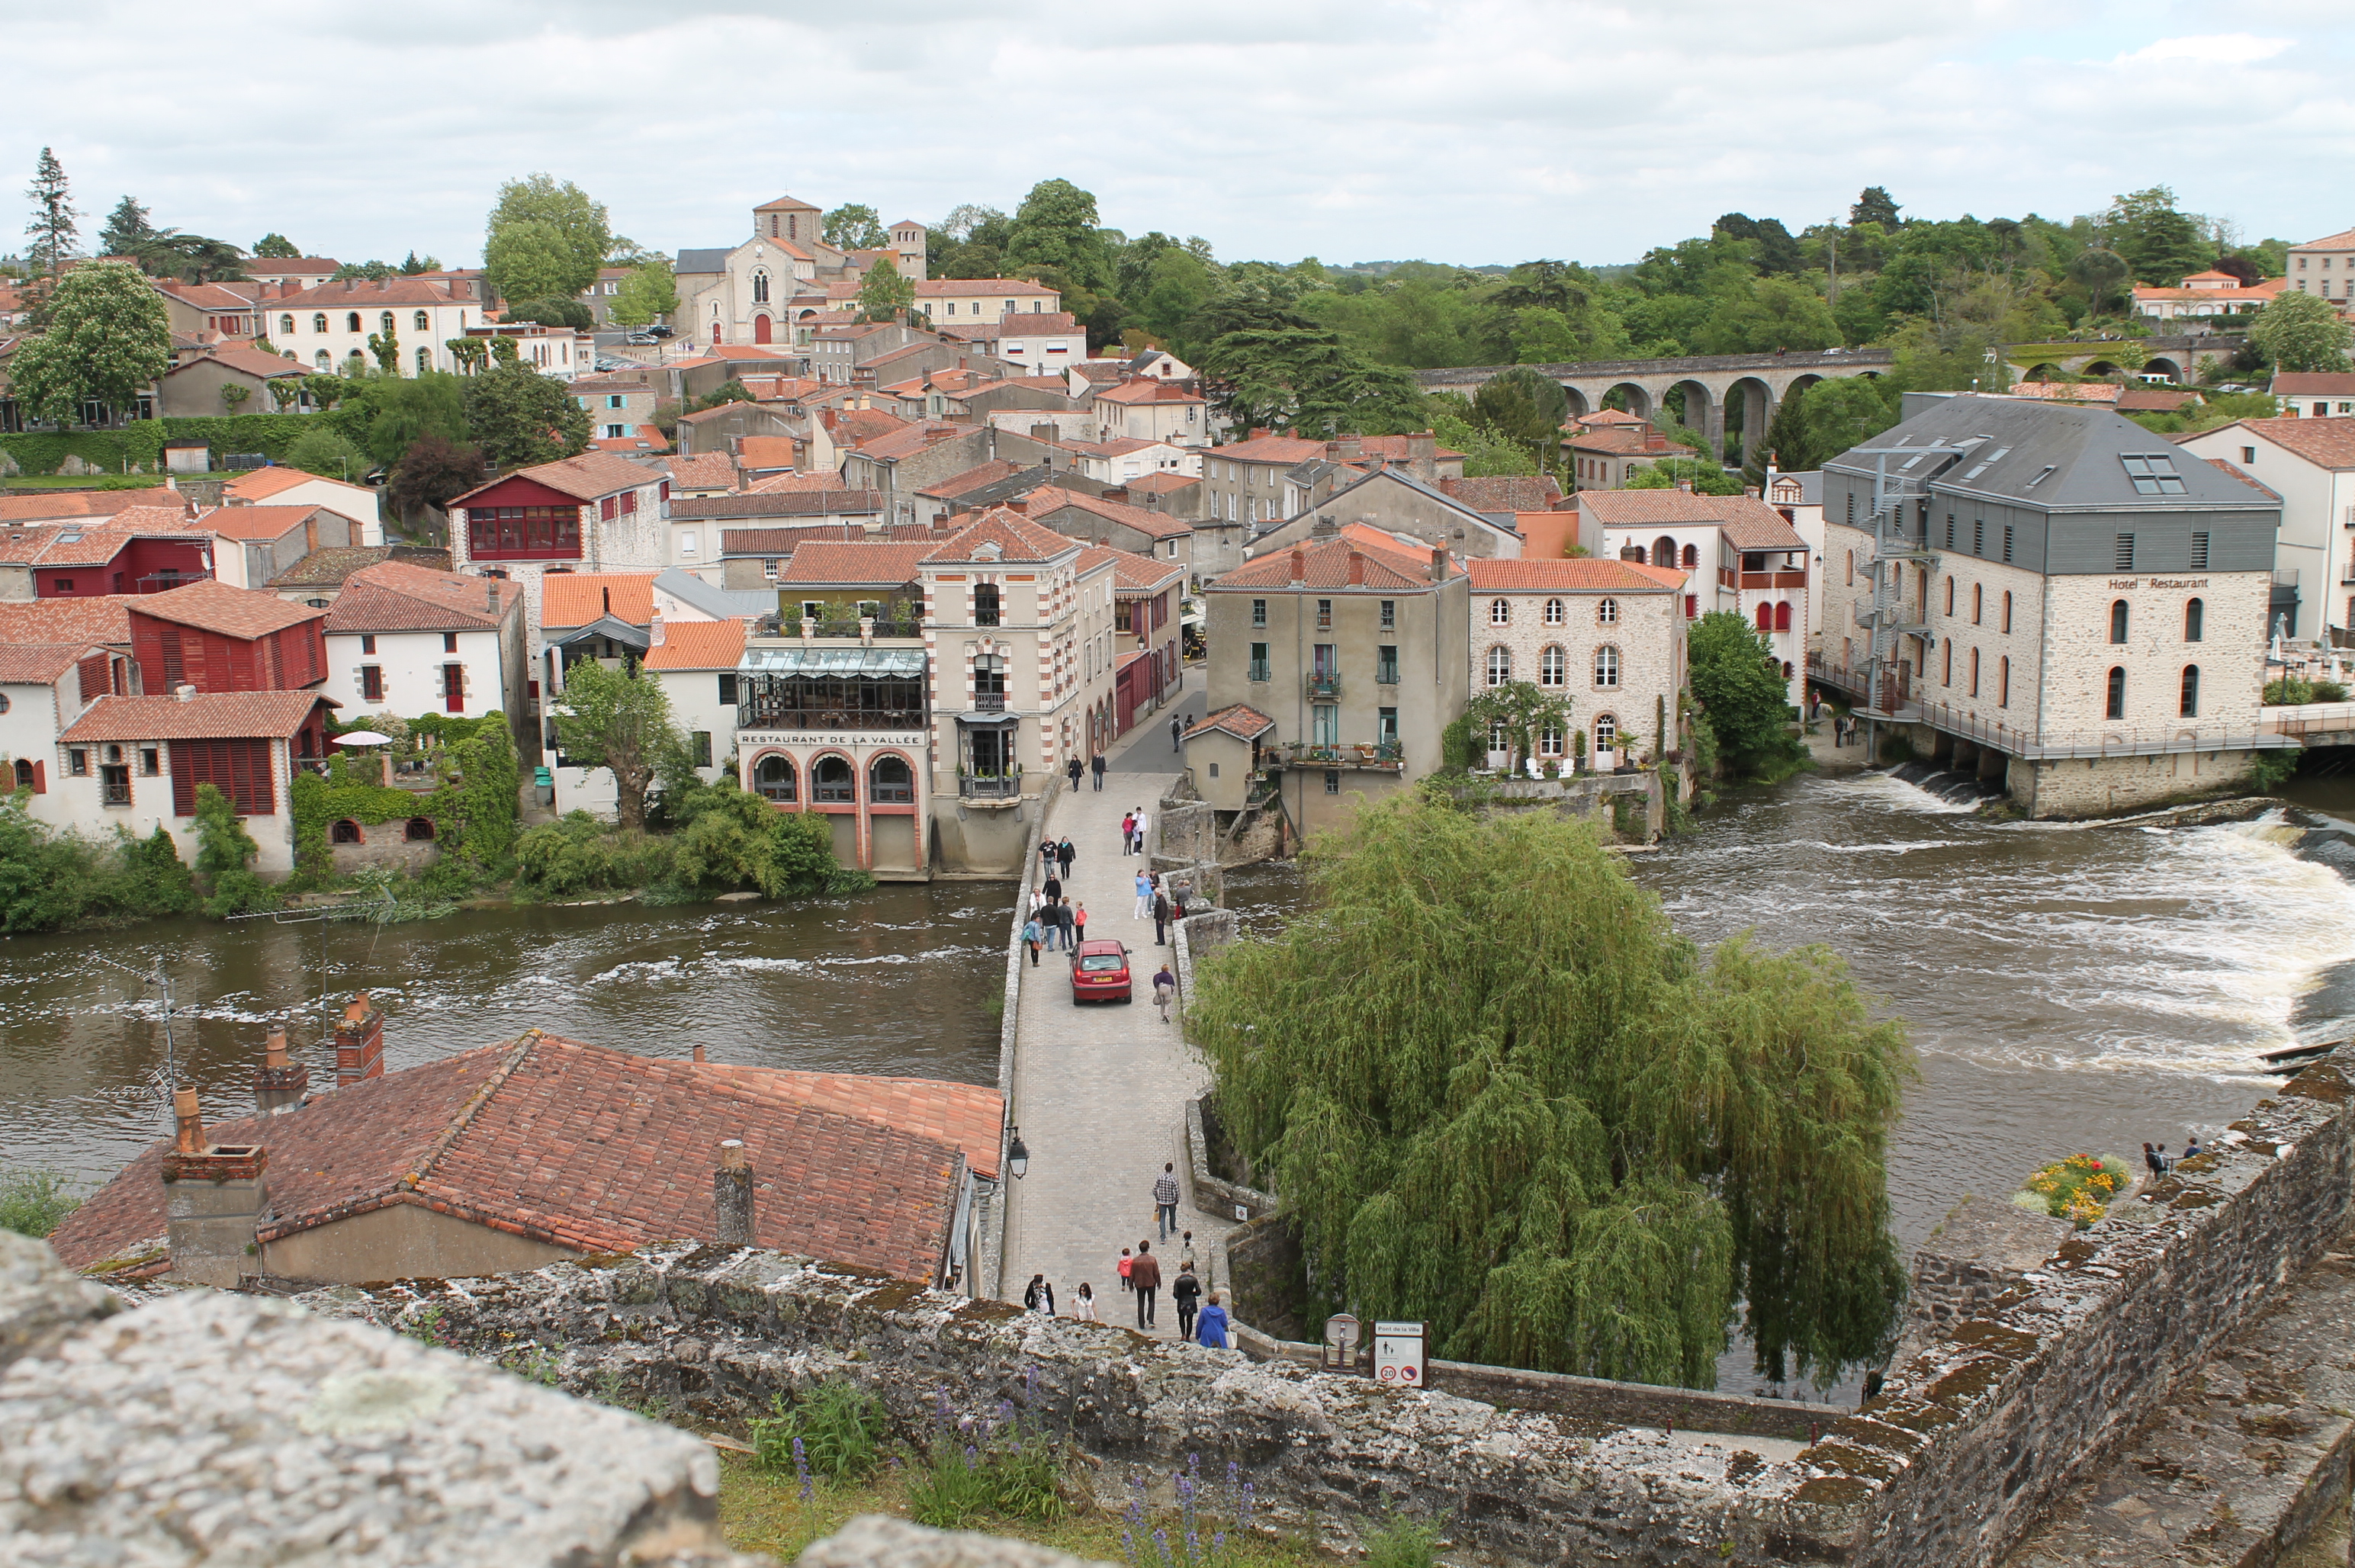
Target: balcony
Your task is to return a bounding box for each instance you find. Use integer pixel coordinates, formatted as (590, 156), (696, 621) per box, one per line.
(959, 773), (1022, 799)
(789, 618), (924, 639)
(1304, 672), (1341, 699)
(971, 691), (1007, 712)
(1277, 740), (1404, 771)
(132, 570), (214, 594)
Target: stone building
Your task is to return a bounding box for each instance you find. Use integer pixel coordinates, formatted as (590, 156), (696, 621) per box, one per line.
(1815, 393), (2288, 817)
(1465, 557), (1688, 764)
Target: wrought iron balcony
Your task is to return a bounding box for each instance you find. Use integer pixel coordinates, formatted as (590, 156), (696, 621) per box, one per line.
(1277, 740), (1403, 771)
(1304, 672), (1341, 699)
(959, 772), (1021, 799)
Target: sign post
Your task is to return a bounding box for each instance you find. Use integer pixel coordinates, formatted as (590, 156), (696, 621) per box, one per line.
(1322, 1313), (1361, 1373)
(1372, 1321), (1426, 1388)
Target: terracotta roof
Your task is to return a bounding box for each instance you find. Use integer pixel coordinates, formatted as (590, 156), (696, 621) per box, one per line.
(1579, 488), (1809, 551)
(0, 490), (179, 524)
(1020, 485), (1191, 541)
(223, 468), (320, 503)
(750, 471), (856, 494)
(719, 525), (860, 555)
(2240, 416), (2355, 468)
(754, 193), (821, 212)
(198, 504), (352, 541)
(323, 561), (519, 634)
(644, 619), (747, 670)
(673, 491), (880, 520)
(132, 580), (326, 638)
(0, 595), (138, 645)
(455, 451), (655, 506)
(736, 437), (802, 470)
(2130, 284), (2278, 302)
(1438, 475), (1564, 512)
(1563, 426), (1659, 455)
(657, 453), (739, 490)
(1074, 543), (1184, 594)
(919, 460), (1024, 499)
(168, 345), (306, 379)
(2272, 374), (2355, 397)
(0, 641), (104, 685)
(778, 541), (937, 586)
(269, 278), (461, 309)
(47, 1033), (988, 1284)
(1121, 471), (1198, 496)
(702, 345), (792, 362)
(541, 573), (658, 629)
(1212, 535), (1438, 592)
(1185, 702), (1276, 743)
(589, 426), (672, 455)
(853, 421), (974, 463)
(2004, 381), (2124, 404)
(568, 371), (655, 394)
(1094, 378), (1203, 406)
(1573, 409), (1650, 428)
(268, 545), (450, 590)
(2298, 227), (2355, 249)
(1467, 557), (1684, 593)
(923, 508), (1084, 566)
(59, 691), (332, 743)
(829, 409), (912, 447)
(2202, 457), (2282, 501)
(914, 278), (1062, 298)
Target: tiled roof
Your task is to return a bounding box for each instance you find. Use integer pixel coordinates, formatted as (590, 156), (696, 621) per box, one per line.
(323, 561), (519, 634)
(0, 641), (103, 685)
(643, 619), (747, 671)
(1212, 535), (1438, 592)
(1438, 475), (1563, 512)
(568, 371), (655, 394)
(268, 545), (450, 590)
(829, 409), (912, 446)
(541, 573), (658, 629)
(1185, 702), (1275, 743)
(853, 421), (974, 463)
(657, 453), (740, 490)
(1564, 426), (1659, 454)
(1579, 487), (1810, 553)
(1121, 471), (1198, 495)
(914, 278), (1061, 297)
(59, 691), (332, 743)
(198, 503), (350, 541)
(2004, 381), (2124, 404)
(1356, 435), (1463, 461)
(702, 345), (792, 362)
(719, 525), (862, 556)
(269, 278), (460, 308)
(923, 508), (1084, 566)
(588, 426), (672, 455)
(919, 460), (1023, 499)
(2241, 416), (2355, 468)
(455, 451), (654, 506)
(1210, 433), (1329, 465)
(2202, 457), (2282, 501)
(132, 580), (326, 638)
(1075, 543), (1184, 594)
(168, 345), (306, 379)
(778, 541), (937, 586)
(1020, 485), (1191, 541)
(0, 595), (138, 645)
(2272, 374), (2355, 397)
(223, 467), (316, 502)
(2298, 227), (2355, 249)
(46, 1033), (988, 1284)
(1094, 378), (1203, 406)
(749, 471), (857, 494)
(0, 490), (181, 524)
(735, 437), (801, 470)
(672, 491), (881, 520)
(1467, 557), (1685, 593)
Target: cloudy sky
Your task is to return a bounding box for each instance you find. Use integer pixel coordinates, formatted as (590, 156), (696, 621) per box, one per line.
(10, 1), (2351, 270)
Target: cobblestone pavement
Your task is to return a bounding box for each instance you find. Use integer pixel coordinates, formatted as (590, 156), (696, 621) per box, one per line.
(999, 769), (1235, 1341)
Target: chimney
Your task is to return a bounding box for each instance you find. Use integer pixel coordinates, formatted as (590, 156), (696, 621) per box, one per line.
(1406, 431), (1437, 481)
(1645, 427), (1667, 452)
(175, 683), (197, 702)
(1334, 435), (1362, 463)
(162, 1088), (269, 1287)
(486, 580), (500, 614)
(601, 586), (611, 615)
(1348, 549), (1365, 586)
(714, 1139), (755, 1245)
(333, 992), (385, 1088)
(1249, 427), (1269, 441)
(1288, 548), (1306, 586)
(649, 613), (666, 646)
(377, 277), (389, 291)
(255, 1027), (309, 1115)
(1676, 479), (1695, 493)
(1428, 545), (1449, 583)
(692, 1042), (706, 1064)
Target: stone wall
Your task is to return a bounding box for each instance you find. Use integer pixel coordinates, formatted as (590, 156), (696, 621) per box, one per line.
(2010, 747), (2261, 819)
(1219, 1213), (1307, 1341)
(1182, 1094), (1277, 1224)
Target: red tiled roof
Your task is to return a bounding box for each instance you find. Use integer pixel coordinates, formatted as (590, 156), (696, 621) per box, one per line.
(1213, 535), (1438, 592)
(914, 278), (1061, 298)
(919, 459), (1023, 499)
(1579, 488), (1808, 549)
(46, 1033), (992, 1284)
(1439, 475), (1564, 512)
(323, 561), (519, 634)
(1075, 543), (1185, 594)
(2238, 416), (2355, 468)
(269, 278), (461, 309)
(673, 492), (879, 522)
(1020, 484), (1191, 541)
(2299, 227), (2355, 250)
(719, 525), (861, 555)
(455, 451), (655, 506)
(132, 579), (326, 638)
(223, 468), (320, 503)
(2202, 457), (2282, 501)
(643, 619), (747, 670)
(59, 691), (333, 743)
(1186, 702), (1275, 743)
(167, 345), (306, 380)
(542, 573), (657, 628)
(198, 504), (352, 541)
(0, 595), (138, 645)
(659, 452), (740, 490)
(923, 508), (1083, 566)
(854, 421), (974, 463)
(0, 641), (104, 685)
(1209, 433), (1329, 465)
(750, 471), (858, 494)
(1564, 426), (1659, 455)
(828, 409), (912, 447)
(779, 541), (937, 586)
(589, 426), (672, 455)
(2271, 374), (2355, 397)
(734, 437), (801, 470)
(1121, 471), (1198, 495)
(1094, 378), (1203, 406)
(1467, 557), (1684, 593)
(0, 490), (182, 524)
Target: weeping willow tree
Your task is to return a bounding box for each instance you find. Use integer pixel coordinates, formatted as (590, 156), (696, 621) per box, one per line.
(1188, 789), (1912, 1390)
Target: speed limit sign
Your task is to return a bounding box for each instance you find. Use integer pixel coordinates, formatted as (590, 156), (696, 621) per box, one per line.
(1373, 1321), (1425, 1386)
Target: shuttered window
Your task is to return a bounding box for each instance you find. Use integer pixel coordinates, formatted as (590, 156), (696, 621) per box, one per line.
(171, 738), (275, 816)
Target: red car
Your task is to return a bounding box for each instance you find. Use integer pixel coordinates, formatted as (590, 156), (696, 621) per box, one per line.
(1070, 938), (1133, 1004)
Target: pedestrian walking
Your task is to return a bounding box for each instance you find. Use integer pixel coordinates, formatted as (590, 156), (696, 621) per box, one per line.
(1153, 963), (1176, 1023)
(1046, 901), (1067, 953)
(1091, 753), (1106, 791)
(1065, 757), (1084, 791)
(1172, 1264), (1202, 1342)
(2155, 1144), (2170, 1172)
(1117, 1247), (1134, 1292)
(1072, 903), (1088, 943)
(1056, 900), (1075, 950)
(1057, 837), (1076, 877)
(1195, 1293), (1229, 1349)
(1022, 1273), (1055, 1316)
(1074, 1283), (1098, 1322)
(1042, 872), (1062, 904)
(1170, 715), (1184, 753)
(1120, 811), (1136, 855)
(1131, 809), (1149, 856)
(1129, 1240), (1161, 1329)
(1039, 839), (1058, 877)
(1133, 869), (1152, 918)
(1153, 1162), (1181, 1239)
(2143, 1142), (2163, 1180)
(1022, 915), (1043, 968)
(1153, 888), (1170, 946)
(1178, 1231), (1195, 1272)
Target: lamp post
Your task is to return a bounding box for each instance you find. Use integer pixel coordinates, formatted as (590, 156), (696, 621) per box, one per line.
(1007, 1127), (1030, 1181)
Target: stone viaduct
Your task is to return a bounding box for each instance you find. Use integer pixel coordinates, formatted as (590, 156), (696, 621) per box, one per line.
(1416, 336), (2247, 467)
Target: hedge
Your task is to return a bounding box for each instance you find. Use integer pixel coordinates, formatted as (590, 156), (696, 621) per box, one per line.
(0, 409), (373, 477)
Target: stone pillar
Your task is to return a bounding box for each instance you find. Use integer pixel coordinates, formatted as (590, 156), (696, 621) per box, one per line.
(255, 1028), (308, 1116)
(714, 1139), (754, 1246)
(162, 1090), (270, 1288)
(333, 994), (384, 1089)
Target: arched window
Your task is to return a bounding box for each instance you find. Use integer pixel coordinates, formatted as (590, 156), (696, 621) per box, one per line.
(11, 759), (31, 789)
(279, 314), (295, 336)
(1969, 646), (1981, 697)
(2184, 598), (2204, 642)
(2002, 590), (2013, 633)
(346, 312), (362, 332)
(1754, 602), (1773, 631)
(414, 347), (430, 374)
(2180, 665), (2199, 718)
(1942, 641), (1952, 686)
(314, 350), (331, 370)
(1972, 582), (1984, 625)
(1624, 545), (1648, 565)
(1773, 601), (1792, 631)
(1593, 645), (1621, 688)
(1944, 577), (1955, 615)
(413, 310), (430, 332)
(2110, 599), (2129, 644)
(1653, 535), (1676, 567)
(1594, 714), (1618, 750)
(2000, 655), (2010, 707)
(1485, 646), (1512, 686)
(1543, 597), (1565, 625)
(1845, 549), (1854, 586)
(752, 269), (770, 304)
(1682, 543), (1698, 568)
(2106, 666), (2127, 721)
(870, 754), (913, 803)
(329, 819), (363, 844)
(814, 755), (856, 803)
(312, 313), (329, 333)
(1595, 597), (1618, 625)
(1539, 645), (1566, 686)
(1489, 598), (1511, 625)
(755, 754), (797, 802)
(380, 311), (394, 333)
(403, 817), (435, 842)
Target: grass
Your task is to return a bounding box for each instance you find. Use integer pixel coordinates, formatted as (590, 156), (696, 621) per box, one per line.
(0, 1168), (82, 1238)
(0, 474), (166, 490)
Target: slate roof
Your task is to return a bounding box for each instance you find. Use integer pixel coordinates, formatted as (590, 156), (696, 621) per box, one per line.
(642, 619), (747, 671)
(132, 580), (326, 638)
(59, 691), (334, 744)
(675, 248), (735, 274)
(46, 1032), (988, 1284)
(1185, 703), (1276, 743)
(652, 567), (775, 622)
(541, 573), (658, 629)
(323, 561), (519, 634)
(919, 460), (1025, 500)
(1466, 557), (1685, 593)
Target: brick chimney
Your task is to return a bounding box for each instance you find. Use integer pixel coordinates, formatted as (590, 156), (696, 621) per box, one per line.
(1428, 545), (1449, 583)
(255, 1027), (308, 1115)
(162, 1088), (270, 1287)
(333, 993), (384, 1088)
(649, 613), (666, 646)
(1644, 426), (1668, 452)
(1288, 548), (1306, 585)
(1347, 549), (1366, 586)
(714, 1139), (755, 1245)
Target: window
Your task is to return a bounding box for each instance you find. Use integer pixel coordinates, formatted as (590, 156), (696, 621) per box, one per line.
(140, 748), (159, 776)
(1324, 769), (1341, 795)
(2106, 666), (2127, 721)
(1944, 577), (1955, 615)
(1379, 599), (1395, 629)
(2119, 455), (2187, 495)
(1540, 645), (1566, 686)
(1971, 583), (1983, 624)
(1312, 704), (1339, 745)
(763, 558), (779, 580)
(413, 310), (430, 332)
(619, 490), (637, 516)
(871, 754), (913, 802)
(2242, 446), (2257, 464)
(2000, 655), (2010, 707)
(379, 312), (394, 334)
(67, 748), (88, 776)
(1593, 645), (1621, 688)
(345, 312), (361, 333)
(1685, 593), (1698, 619)
(1248, 642), (1270, 682)
(443, 632), (459, 654)
(1969, 646), (1981, 697)
(1377, 708), (1399, 747)
(1942, 640), (1952, 686)
(2003, 525), (2015, 564)
(315, 350), (331, 370)
(1682, 543), (1698, 568)
(1376, 644), (1398, 684)
(974, 583), (1001, 626)
(1596, 597), (1618, 625)
(416, 347), (431, 374)
(2110, 599), (2129, 643)
(2190, 531), (2209, 570)
(2184, 598), (2203, 641)
(1944, 514), (1955, 548)
(1845, 549), (1854, 586)
(752, 269), (769, 304)
(1485, 647), (1512, 686)
(2180, 665), (2200, 718)
(814, 755), (856, 803)
(755, 755), (798, 802)
(1537, 724), (1563, 757)
(360, 634), (378, 655)
(1317, 598), (1333, 630)
(1755, 602), (1773, 631)
(101, 759), (130, 805)
(691, 731), (713, 769)
(2002, 590), (2013, 633)
(1595, 715), (1618, 750)
(1543, 597), (1565, 625)
(1489, 598), (1510, 625)
(360, 666), (383, 702)
(2115, 534), (2136, 570)
(313, 313), (328, 333)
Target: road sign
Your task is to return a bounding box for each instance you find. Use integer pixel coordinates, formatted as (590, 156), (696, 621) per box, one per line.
(1373, 1321), (1425, 1386)
(1322, 1313), (1361, 1372)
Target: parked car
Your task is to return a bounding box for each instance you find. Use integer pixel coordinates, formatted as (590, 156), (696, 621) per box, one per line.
(1070, 938), (1133, 1004)
(646, 324), (676, 339)
(623, 333), (657, 345)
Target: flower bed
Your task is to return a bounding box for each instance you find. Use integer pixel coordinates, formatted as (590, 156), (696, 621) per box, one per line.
(2015, 1152), (2133, 1226)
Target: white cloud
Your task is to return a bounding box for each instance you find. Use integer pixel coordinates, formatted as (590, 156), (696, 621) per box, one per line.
(3, 2), (2350, 273)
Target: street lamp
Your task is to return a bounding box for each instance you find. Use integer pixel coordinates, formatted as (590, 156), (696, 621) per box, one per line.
(1007, 1127), (1030, 1181)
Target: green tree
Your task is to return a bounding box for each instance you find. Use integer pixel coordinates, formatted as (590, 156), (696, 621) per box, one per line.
(2249, 291), (2353, 374)
(1187, 791), (1912, 1390)
(1470, 365), (1569, 468)
(1797, 376), (1900, 468)
(662, 779), (852, 899)
(856, 255), (916, 323)
(1693, 277), (1840, 355)
(822, 204), (887, 251)
(361, 370), (470, 466)
(24, 147), (79, 275)
(2100, 187), (2214, 285)
(1463, 680), (1576, 773)
(252, 232), (302, 259)
(5, 261), (172, 426)
(1428, 400), (1537, 478)
(98, 195), (153, 259)
(284, 426), (368, 480)
(1849, 186), (1901, 229)
(384, 433), (487, 525)
(367, 323), (401, 375)
(1004, 178), (1111, 291)
(554, 660), (675, 831)
(191, 782), (279, 917)
(609, 257), (677, 329)
(1688, 610), (1804, 779)
(2066, 247), (2132, 316)
(506, 297), (594, 329)
(461, 359), (591, 470)
(927, 204), (1012, 279)
(484, 174), (611, 304)
(1625, 456), (1744, 496)
(1199, 279), (1426, 438)
(219, 384), (249, 415)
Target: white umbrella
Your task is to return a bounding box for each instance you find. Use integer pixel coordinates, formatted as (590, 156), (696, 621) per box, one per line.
(334, 730), (395, 747)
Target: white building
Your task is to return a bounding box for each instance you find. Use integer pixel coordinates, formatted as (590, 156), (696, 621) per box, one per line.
(0, 641), (120, 818)
(2286, 225), (2355, 309)
(642, 618), (747, 786)
(1089, 378), (1206, 446)
(2177, 416), (2354, 638)
(264, 278), (487, 378)
(1465, 557), (1690, 766)
(320, 561), (527, 731)
(222, 466), (384, 543)
(1574, 489), (1810, 703)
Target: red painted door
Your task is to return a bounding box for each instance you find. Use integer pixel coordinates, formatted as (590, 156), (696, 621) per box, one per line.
(753, 314), (773, 344)
(443, 664), (464, 713)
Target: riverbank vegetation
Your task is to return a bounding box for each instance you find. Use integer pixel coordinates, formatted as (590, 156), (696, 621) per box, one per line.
(1688, 611), (1809, 785)
(0, 1168), (80, 1238)
(1187, 792), (1914, 1392)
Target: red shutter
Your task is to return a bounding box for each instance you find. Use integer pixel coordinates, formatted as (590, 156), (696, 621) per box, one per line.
(172, 738), (276, 816)
(76, 654), (108, 704)
(30, 761), (44, 795)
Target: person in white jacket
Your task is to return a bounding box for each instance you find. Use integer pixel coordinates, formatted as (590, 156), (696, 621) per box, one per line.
(1073, 1282), (1099, 1321)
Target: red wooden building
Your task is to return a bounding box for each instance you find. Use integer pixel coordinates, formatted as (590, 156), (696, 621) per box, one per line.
(0, 511), (212, 599)
(127, 580), (329, 696)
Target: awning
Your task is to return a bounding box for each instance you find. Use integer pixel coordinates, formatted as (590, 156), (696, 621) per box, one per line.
(957, 709), (1021, 726)
(551, 614), (651, 652)
(740, 645), (926, 677)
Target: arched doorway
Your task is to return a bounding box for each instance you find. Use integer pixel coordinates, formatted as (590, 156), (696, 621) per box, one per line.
(752, 313), (773, 345)
(709, 321), (721, 345)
